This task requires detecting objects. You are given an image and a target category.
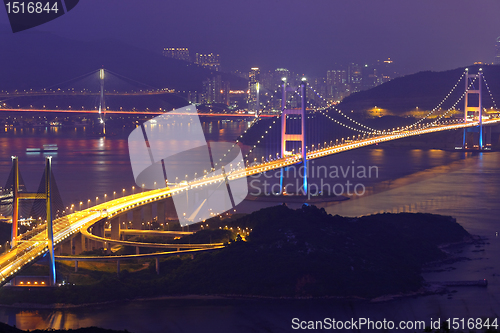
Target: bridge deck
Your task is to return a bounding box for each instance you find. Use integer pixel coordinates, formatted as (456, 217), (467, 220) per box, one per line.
(0, 118), (498, 285)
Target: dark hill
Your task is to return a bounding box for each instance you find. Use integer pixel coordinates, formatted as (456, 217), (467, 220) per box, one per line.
(163, 205), (471, 298)
(0, 206), (471, 304)
(339, 64), (500, 115)
(0, 29), (247, 91)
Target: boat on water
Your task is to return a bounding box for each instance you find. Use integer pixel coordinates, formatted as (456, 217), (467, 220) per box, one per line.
(43, 144), (58, 151)
(25, 144), (58, 153)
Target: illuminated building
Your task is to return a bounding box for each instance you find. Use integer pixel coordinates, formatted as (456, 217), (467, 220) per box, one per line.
(348, 63), (362, 93)
(162, 48), (191, 62)
(195, 53), (221, 71)
(326, 70), (347, 101)
(202, 75), (229, 105)
(248, 67), (260, 112)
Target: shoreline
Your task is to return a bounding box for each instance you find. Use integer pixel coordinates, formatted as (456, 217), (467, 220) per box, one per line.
(245, 193), (349, 203)
(0, 293), (405, 310)
(0, 284), (457, 310)
(0, 237), (476, 311)
(0, 214), (480, 311)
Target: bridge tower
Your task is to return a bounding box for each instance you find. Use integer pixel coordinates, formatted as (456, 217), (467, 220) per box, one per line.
(463, 68), (483, 149)
(11, 157), (56, 286)
(280, 78), (307, 193)
(99, 68), (106, 135)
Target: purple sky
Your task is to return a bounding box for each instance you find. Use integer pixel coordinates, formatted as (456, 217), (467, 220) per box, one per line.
(2, 0), (500, 76)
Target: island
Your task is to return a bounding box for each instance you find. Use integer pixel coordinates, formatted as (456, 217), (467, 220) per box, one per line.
(0, 204), (474, 306)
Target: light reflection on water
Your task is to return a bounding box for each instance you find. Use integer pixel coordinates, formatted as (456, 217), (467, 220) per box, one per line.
(0, 121), (247, 212)
(0, 124), (499, 332)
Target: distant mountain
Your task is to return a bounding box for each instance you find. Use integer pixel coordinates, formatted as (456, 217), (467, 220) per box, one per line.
(338, 64), (500, 115)
(0, 30), (247, 91)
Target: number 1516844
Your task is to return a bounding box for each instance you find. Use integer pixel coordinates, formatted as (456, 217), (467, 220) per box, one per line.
(5, 2), (59, 14)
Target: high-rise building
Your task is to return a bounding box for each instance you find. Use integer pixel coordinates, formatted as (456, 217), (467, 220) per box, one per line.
(313, 77), (327, 100)
(195, 53), (221, 71)
(375, 58), (395, 85)
(163, 48), (191, 62)
(495, 37), (500, 65)
(201, 75), (229, 105)
(259, 71), (273, 91)
(326, 70), (347, 101)
(187, 91), (199, 104)
(248, 67), (260, 112)
(348, 63), (362, 93)
(361, 64), (378, 91)
(222, 81), (230, 106)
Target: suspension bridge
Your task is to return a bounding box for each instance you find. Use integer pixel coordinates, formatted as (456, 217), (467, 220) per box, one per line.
(0, 67), (498, 287)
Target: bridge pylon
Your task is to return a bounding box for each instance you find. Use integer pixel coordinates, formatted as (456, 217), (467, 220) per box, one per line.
(463, 68), (483, 149)
(99, 68), (106, 135)
(280, 78), (307, 194)
(11, 157), (56, 286)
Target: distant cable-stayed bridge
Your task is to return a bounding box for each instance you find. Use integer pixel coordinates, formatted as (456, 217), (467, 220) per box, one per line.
(0, 90), (175, 98)
(0, 107), (275, 117)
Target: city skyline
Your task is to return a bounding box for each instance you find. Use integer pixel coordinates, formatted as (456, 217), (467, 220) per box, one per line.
(2, 1), (500, 77)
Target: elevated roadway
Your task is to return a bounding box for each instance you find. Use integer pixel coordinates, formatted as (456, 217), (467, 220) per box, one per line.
(0, 118), (498, 285)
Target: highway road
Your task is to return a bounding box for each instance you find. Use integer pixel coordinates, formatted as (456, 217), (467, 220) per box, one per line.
(0, 117), (498, 285)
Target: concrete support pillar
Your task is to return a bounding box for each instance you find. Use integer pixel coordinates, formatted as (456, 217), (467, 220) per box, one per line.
(485, 126), (492, 147)
(117, 259), (120, 277)
(75, 260), (78, 272)
(120, 214), (127, 234)
(110, 217), (120, 240)
(136, 246), (140, 255)
(93, 221), (105, 249)
(73, 233), (83, 254)
(143, 204), (152, 228)
(100, 221), (105, 239)
(81, 233), (87, 252)
(60, 239), (70, 255)
(157, 201), (165, 225)
(70, 236), (75, 255)
(132, 208), (142, 229)
(155, 257), (160, 275)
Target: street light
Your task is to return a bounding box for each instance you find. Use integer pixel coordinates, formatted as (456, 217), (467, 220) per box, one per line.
(79, 201), (83, 211)
(87, 199), (91, 209)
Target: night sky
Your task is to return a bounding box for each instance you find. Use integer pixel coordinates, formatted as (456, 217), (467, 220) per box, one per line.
(1, 0), (500, 76)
